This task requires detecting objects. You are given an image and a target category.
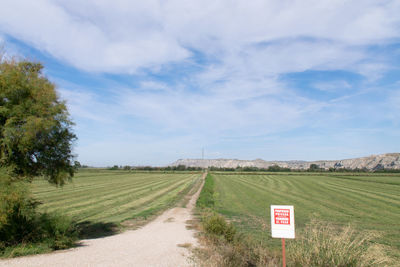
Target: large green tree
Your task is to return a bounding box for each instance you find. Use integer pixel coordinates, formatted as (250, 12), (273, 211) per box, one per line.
(0, 59), (76, 185)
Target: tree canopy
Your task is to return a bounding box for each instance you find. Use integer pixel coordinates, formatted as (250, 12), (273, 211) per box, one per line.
(0, 59), (76, 185)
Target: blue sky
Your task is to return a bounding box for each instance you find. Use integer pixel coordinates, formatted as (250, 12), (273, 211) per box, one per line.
(1, 0), (400, 166)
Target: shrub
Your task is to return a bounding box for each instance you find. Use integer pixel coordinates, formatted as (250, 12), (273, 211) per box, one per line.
(38, 213), (77, 249)
(0, 177), (38, 246)
(0, 172), (78, 257)
(203, 213), (236, 243)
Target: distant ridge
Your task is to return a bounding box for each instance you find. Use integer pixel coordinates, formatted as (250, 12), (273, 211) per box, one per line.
(170, 153), (400, 170)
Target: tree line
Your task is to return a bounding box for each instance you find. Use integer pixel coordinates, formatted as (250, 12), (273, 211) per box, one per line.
(107, 164), (203, 171)
(83, 163), (400, 173)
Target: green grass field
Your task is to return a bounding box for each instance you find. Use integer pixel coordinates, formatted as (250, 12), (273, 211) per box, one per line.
(32, 169), (201, 224)
(210, 172), (400, 259)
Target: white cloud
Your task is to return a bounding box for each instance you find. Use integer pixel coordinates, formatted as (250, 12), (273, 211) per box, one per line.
(0, 0), (399, 74)
(0, 0), (189, 73)
(57, 88), (117, 123)
(1, 0), (399, 164)
(116, 76), (322, 138)
(164, 0), (400, 48)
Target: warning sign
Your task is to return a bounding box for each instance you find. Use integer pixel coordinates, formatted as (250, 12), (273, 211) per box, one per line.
(274, 209), (290, 225)
(270, 205), (295, 239)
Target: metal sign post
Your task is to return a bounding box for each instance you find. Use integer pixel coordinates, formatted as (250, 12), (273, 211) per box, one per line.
(282, 238), (286, 267)
(270, 205), (295, 267)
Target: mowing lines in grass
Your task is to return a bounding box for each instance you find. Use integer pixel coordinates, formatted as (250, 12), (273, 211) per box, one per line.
(211, 173), (400, 259)
(32, 170), (200, 223)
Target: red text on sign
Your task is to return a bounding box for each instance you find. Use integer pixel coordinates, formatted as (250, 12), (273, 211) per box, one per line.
(274, 209), (290, 225)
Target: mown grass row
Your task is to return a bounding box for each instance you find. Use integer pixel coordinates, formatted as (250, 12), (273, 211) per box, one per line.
(196, 172), (399, 266)
(32, 170), (200, 223)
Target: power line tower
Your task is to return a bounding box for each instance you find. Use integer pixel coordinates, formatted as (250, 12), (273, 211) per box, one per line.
(202, 147), (205, 172)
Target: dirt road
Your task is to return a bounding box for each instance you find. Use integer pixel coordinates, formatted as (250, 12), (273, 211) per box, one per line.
(0, 173), (206, 267)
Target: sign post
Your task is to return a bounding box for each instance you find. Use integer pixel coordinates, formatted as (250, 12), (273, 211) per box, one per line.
(270, 205), (295, 267)
(282, 238), (286, 267)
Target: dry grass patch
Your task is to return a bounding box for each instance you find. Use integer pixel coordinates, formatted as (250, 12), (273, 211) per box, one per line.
(120, 217), (153, 230)
(193, 229), (279, 267)
(177, 243), (192, 248)
(194, 216), (393, 267)
(164, 217), (175, 223)
(288, 220), (393, 267)
(186, 219), (200, 230)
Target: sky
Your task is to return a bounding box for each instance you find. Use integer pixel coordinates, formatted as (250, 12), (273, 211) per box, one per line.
(1, 0), (400, 166)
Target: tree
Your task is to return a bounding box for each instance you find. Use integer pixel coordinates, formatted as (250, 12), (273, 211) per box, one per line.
(0, 59), (76, 185)
(74, 161), (82, 169)
(308, 164), (321, 172)
(175, 164), (187, 171)
(0, 58), (78, 251)
(109, 165), (119, 170)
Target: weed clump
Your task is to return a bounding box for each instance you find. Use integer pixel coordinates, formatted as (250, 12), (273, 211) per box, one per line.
(203, 213), (236, 243)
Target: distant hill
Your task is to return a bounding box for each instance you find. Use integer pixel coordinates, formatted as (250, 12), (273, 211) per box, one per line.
(170, 153), (400, 170)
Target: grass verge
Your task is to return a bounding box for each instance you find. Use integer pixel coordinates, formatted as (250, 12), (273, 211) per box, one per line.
(194, 173), (394, 266)
(196, 173), (215, 209)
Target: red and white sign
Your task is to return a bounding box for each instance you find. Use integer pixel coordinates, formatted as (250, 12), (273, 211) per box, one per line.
(274, 209), (290, 225)
(271, 205), (295, 239)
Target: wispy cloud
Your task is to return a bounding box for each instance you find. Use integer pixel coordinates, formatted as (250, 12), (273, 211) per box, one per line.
(57, 89), (112, 123)
(1, 1), (399, 73)
(1, 0), (400, 165)
(0, 0), (188, 73)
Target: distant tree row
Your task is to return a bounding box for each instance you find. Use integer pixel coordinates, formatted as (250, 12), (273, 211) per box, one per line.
(209, 164), (400, 173)
(209, 165), (291, 172)
(103, 163), (400, 173)
(107, 164), (203, 171)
